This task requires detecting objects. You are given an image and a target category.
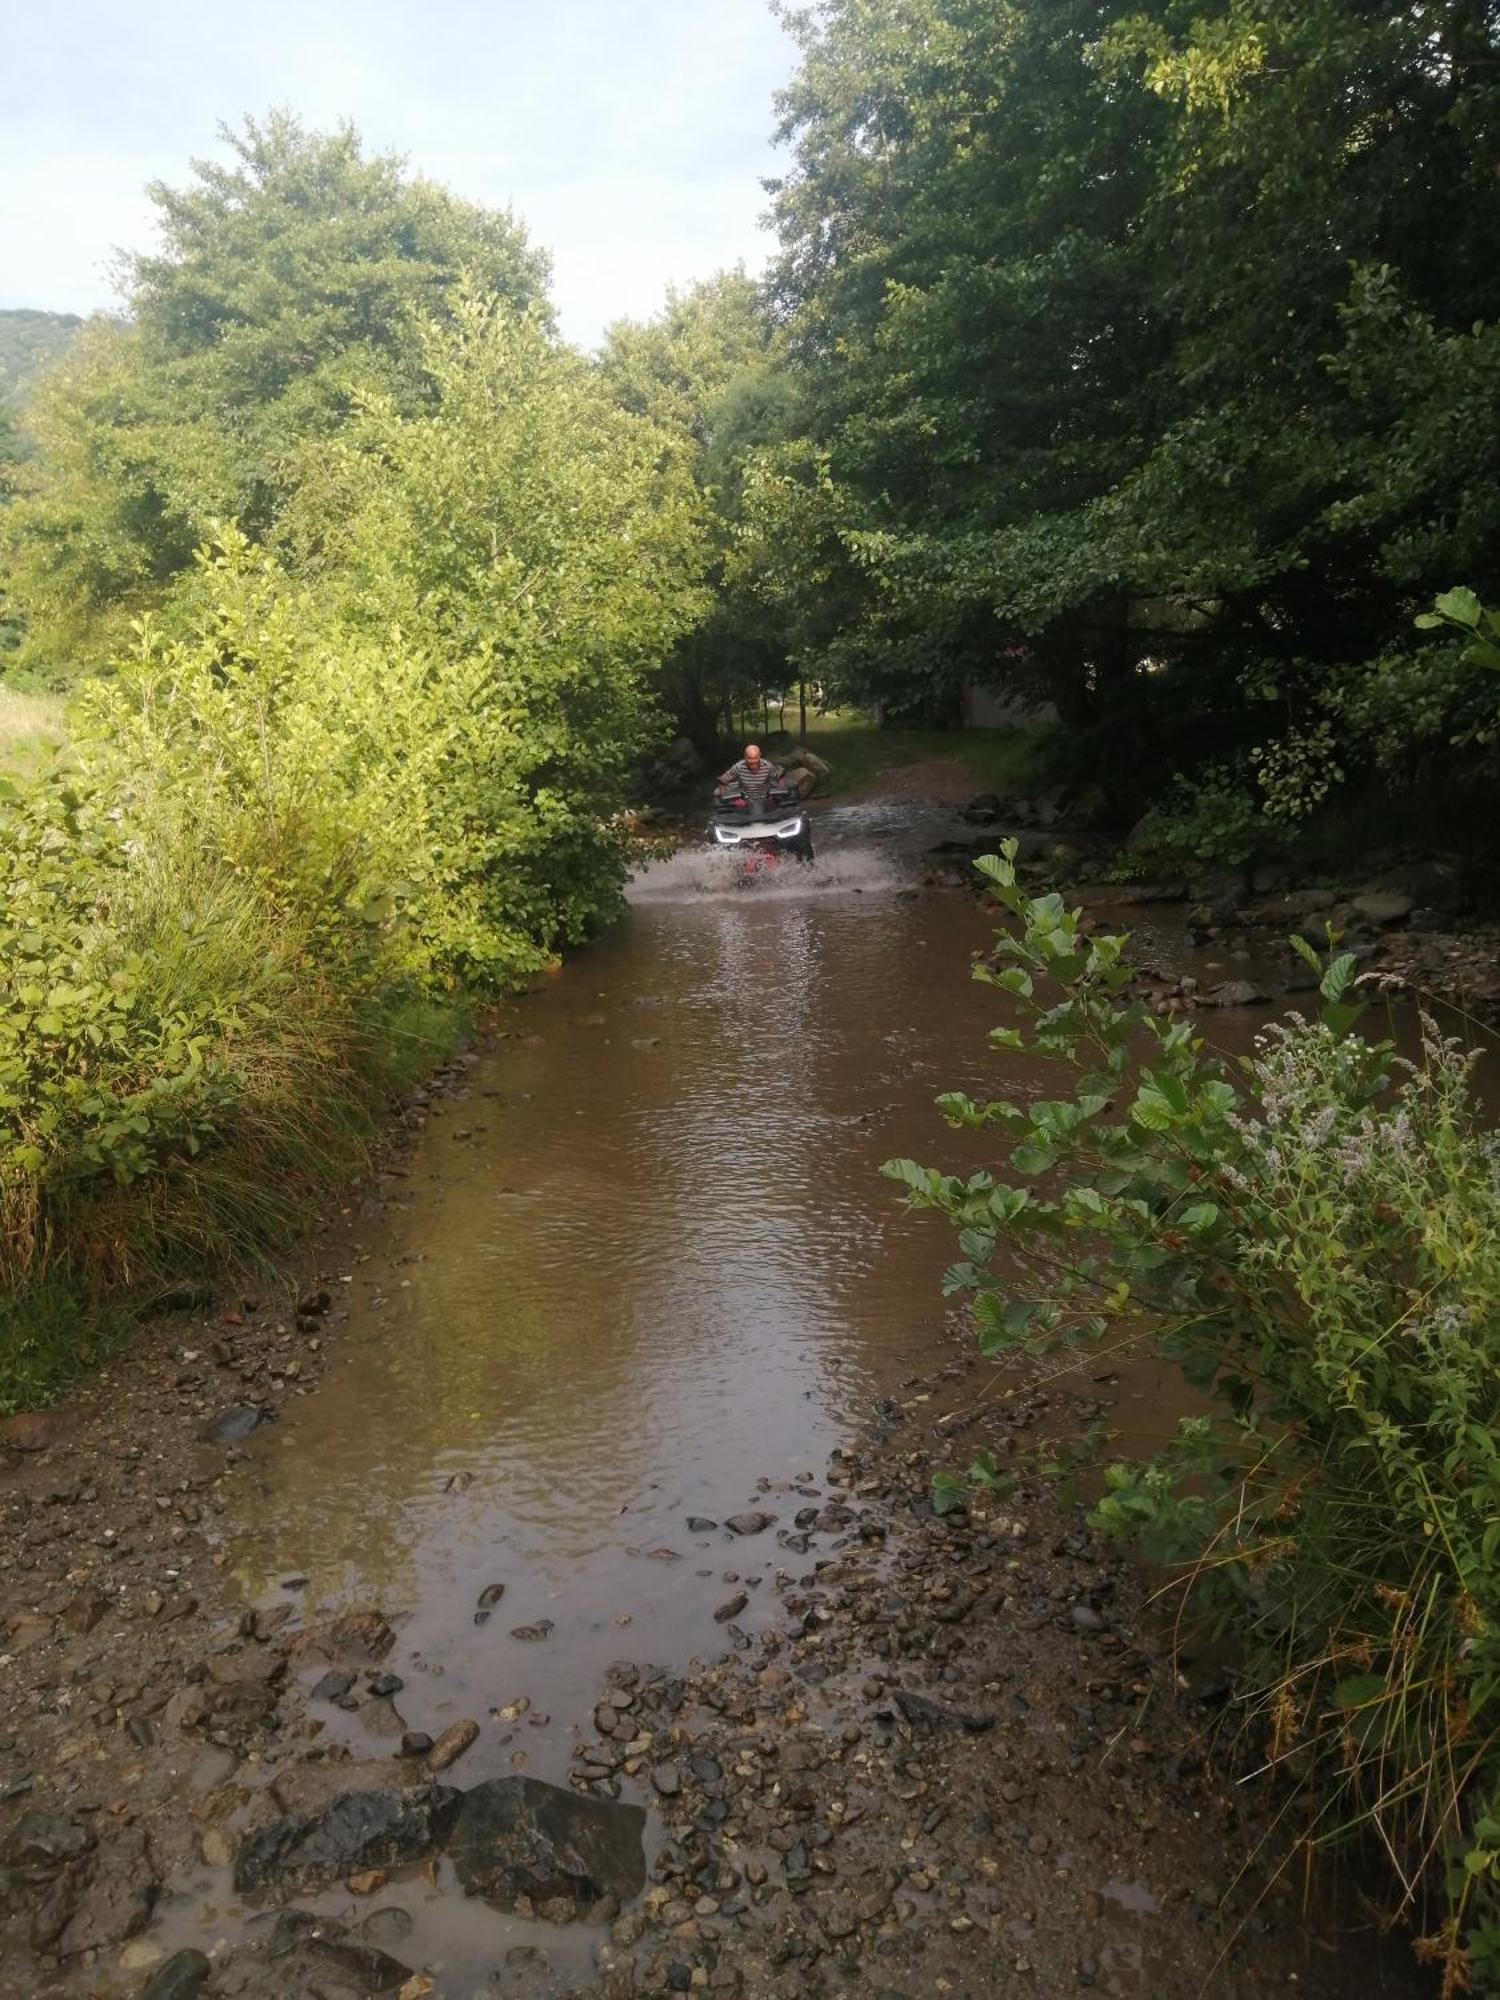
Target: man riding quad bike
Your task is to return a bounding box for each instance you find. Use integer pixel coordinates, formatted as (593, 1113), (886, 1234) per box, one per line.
(707, 743), (814, 870)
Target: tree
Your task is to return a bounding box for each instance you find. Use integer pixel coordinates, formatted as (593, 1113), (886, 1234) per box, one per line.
(2, 114), (550, 669)
(765, 0), (1500, 803)
(599, 271), (797, 752)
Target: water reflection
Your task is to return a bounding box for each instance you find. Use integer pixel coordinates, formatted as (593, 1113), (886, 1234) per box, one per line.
(228, 819), (1003, 1742)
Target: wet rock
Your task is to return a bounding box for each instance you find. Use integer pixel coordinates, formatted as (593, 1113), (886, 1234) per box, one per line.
(426, 1719), (480, 1772)
(715, 1594), (750, 1624)
(137, 1949), (211, 1999)
(686, 1517), (719, 1533)
(1204, 979), (1268, 1008)
(297, 1288), (332, 1317)
(207, 1644), (284, 1693)
(477, 1582), (507, 1609)
(653, 1764), (683, 1798)
(199, 1402), (271, 1447)
(151, 1282), (214, 1314)
(292, 1608), (397, 1666)
(401, 1732), (434, 1758)
(7, 1610), (53, 1651)
(725, 1512), (774, 1537)
(32, 1822), (158, 1955)
(258, 1910), (413, 1994)
(270, 1758), (420, 1815)
(446, 1777), (647, 1913)
(1353, 889), (1415, 926)
(368, 1671), (405, 1697)
(961, 792), (1004, 825)
(510, 1619), (555, 1642)
(232, 1785), (459, 1896)
(1070, 1603), (1106, 1633)
(3, 1808), (95, 1879)
(312, 1668), (356, 1703)
(890, 1689), (994, 1733)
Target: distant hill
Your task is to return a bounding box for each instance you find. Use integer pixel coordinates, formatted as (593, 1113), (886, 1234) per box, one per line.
(0, 309), (84, 398)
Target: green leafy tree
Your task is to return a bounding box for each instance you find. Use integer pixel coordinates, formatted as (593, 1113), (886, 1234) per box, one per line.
(600, 271), (798, 750)
(2, 114), (549, 668)
(766, 0), (1500, 798)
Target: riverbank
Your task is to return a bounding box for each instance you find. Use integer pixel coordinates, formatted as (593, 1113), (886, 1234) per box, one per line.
(0, 1290), (1425, 1998)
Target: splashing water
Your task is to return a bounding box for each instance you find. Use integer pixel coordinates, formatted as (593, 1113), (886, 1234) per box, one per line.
(628, 844), (902, 902)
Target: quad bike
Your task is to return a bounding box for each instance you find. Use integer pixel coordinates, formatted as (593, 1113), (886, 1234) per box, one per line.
(706, 776), (815, 878)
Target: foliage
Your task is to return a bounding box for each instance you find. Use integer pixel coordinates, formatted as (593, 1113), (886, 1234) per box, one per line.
(763, 0), (1500, 812)
(599, 270), (795, 751)
(0, 280), (705, 1402)
(1, 115), (549, 670)
(1124, 762), (1274, 876)
(886, 842), (1500, 1989)
(0, 310), (83, 399)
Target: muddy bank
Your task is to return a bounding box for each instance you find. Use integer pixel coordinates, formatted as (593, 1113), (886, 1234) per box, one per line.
(0, 1330), (1427, 1999)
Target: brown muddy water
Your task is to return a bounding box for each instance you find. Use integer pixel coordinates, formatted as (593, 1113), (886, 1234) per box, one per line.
(225, 809), (1028, 1728)
(161, 802), (1359, 1987)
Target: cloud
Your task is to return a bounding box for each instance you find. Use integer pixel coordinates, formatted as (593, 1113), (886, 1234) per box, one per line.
(0, 0), (799, 342)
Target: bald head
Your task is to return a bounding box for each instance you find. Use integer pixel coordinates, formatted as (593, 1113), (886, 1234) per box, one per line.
(744, 744), (763, 767)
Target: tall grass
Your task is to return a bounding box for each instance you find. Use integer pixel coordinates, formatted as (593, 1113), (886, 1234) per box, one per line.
(0, 686), (65, 770)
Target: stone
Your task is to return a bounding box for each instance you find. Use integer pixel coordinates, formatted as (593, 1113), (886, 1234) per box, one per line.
(137, 1950), (212, 2000)
(725, 1512), (773, 1537)
(445, 1776), (647, 1914)
(960, 792), (1003, 825)
(0, 1409), (61, 1452)
(1205, 979), (1268, 1008)
(8, 1611), (54, 1651)
(152, 1282), (214, 1314)
(686, 1518), (719, 1533)
(232, 1784), (459, 1896)
(715, 1594), (750, 1624)
(199, 1402), (270, 1446)
(270, 1758), (417, 1815)
(260, 1910), (414, 1994)
(477, 1582), (507, 1609)
(297, 1288), (332, 1317)
(652, 1764), (682, 1798)
(1353, 890), (1415, 926)
(312, 1668), (356, 1703)
(510, 1620), (554, 1642)
(890, 1689), (994, 1733)
(3, 1809), (95, 1879)
(426, 1719), (480, 1772)
(1069, 1603), (1106, 1633)
(292, 1608), (397, 1666)
(32, 1823), (158, 1955)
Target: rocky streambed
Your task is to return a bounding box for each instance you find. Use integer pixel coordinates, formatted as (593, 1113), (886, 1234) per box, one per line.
(0, 1305), (1425, 1998)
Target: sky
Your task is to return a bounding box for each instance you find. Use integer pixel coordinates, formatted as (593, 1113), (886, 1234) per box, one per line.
(0, 0), (802, 346)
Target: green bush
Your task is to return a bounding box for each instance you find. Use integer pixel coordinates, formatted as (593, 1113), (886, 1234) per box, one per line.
(886, 843), (1500, 1992)
(0, 291), (705, 1405)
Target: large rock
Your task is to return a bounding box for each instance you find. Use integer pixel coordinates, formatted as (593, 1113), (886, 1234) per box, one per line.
(208, 1913), (412, 1998)
(232, 1784), (458, 1896)
(30, 1823), (158, 1955)
(137, 1952), (211, 2000)
(1352, 889), (1415, 927)
(269, 1757), (418, 1815)
(783, 747), (830, 779)
(446, 1777), (646, 1913)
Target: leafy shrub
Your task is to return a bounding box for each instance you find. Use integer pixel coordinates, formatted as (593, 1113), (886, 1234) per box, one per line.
(1126, 760), (1276, 875)
(0, 291), (705, 1404)
(886, 843), (1500, 1993)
